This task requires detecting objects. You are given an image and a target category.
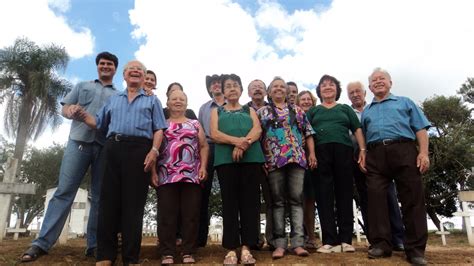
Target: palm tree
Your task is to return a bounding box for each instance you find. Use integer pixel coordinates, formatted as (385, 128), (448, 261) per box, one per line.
(0, 37), (72, 167)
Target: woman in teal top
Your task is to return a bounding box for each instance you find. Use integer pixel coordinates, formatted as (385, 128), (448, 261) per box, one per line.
(306, 75), (367, 254)
(210, 74), (265, 265)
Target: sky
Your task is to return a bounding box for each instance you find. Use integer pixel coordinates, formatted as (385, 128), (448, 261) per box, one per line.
(0, 0), (474, 148)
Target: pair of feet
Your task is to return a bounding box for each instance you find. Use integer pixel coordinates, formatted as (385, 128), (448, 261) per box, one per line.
(224, 249), (256, 265)
(368, 247), (427, 265)
(316, 243), (355, 253)
(161, 254), (195, 265)
(272, 246), (309, 259)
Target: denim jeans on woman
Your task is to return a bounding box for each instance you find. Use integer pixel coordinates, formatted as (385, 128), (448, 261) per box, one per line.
(267, 163), (305, 249)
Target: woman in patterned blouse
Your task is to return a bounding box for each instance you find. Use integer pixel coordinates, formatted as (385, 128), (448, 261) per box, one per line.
(151, 89), (209, 265)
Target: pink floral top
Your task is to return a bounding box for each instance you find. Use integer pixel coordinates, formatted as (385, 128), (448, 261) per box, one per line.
(156, 119), (202, 186)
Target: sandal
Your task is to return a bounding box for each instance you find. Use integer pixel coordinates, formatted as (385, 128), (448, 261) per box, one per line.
(304, 239), (318, 249)
(20, 245), (47, 262)
(182, 254), (195, 264)
(223, 251), (238, 265)
(161, 255), (174, 265)
(240, 249), (256, 265)
(293, 246), (309, 257)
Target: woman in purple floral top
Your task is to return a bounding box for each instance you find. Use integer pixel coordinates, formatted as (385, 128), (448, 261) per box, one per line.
(257, 77), (317, 259)
(151, 90), (209, 265)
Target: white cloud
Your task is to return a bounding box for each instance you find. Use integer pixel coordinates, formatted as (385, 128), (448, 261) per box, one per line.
(129, 0), (474, 109)
(0, 0), (94, 59)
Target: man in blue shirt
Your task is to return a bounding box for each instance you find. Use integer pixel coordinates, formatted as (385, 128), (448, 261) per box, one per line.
(77, 59), (167, 265)
(361, 68), (430, 265)
(20, 52), (119, 263)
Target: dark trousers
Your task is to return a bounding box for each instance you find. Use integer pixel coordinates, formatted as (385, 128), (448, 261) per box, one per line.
(366, 141), (427, 258)
(96, 139), (151, 264)
(197, 143), (215, 247)
(353, 161), (404, 245)
(157, 183), (201, 256)
(315, 143), (354, 245)
(260, 172), (274, 247)
(217, 163), (262, 249)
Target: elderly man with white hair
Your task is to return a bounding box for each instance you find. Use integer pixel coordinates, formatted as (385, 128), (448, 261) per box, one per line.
(361, 68), (430, 265)
(75, 59), (167, 265)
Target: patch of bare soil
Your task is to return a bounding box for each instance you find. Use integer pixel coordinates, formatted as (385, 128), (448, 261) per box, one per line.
(1, 232), (473, 265)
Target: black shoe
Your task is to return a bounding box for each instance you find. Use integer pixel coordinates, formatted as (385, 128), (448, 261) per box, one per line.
(393, 244), (405, 251)
(85, 247), (96, 258)
(368, 247), (392, 259)
(408, 256), (427, 265)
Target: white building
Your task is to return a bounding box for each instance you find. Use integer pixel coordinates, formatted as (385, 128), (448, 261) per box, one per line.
(45, 187), (90, 238)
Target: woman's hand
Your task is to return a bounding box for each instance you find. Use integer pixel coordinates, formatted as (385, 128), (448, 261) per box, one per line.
(198, 166), (207, 182)
(234, 137), (250, 151)
(150, 171), (159, 188)
(232, 147), (244, 162)
(358, 149), (367, 173)
(308, 153), (317, 169)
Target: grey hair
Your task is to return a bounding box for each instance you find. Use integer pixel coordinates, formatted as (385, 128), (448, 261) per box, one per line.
(369, 67), (391, 82)
(123, 60), (147, 74)
(267, 76), (288, 94)
(347, 81), (365, 93)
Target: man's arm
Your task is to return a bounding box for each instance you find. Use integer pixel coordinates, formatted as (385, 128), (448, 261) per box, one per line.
(144, 129), (163, 172)
(415, 129), (430, 174)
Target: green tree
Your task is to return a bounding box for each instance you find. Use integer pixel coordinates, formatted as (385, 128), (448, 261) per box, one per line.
(421, 94), (474, 229)
(458, 78), (474, 104)
(14, 144), (65, 228)
(0, 37), (71, 166)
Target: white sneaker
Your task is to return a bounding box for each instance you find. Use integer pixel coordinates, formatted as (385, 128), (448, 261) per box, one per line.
(317, 244), (342, 253)
(341, 242), (355, 252)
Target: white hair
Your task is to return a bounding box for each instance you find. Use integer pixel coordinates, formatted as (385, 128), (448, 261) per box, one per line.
(368, 67), (391, 82)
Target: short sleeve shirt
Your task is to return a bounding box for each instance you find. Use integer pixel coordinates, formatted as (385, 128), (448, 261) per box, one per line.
(361, 94), (431, 144)
(61, 80), (118, 144)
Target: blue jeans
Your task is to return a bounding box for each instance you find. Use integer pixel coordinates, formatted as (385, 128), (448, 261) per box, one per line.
(267, 163), (305, 249)
(32, 139), (104, 252)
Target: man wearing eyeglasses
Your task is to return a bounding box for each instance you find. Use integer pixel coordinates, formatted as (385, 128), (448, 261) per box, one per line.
(20, 52), (119, 263)
(72, 59), (167, 265)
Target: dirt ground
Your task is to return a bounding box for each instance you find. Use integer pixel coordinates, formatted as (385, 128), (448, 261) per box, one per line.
(1, 232), (473, 265)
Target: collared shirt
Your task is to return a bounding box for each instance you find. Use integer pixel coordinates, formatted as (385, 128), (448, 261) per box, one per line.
(198, 99), (221, 143)
(95, 89), (167, 139)
(61, 79), (118, 145)
(246, 100), (269, 111)
(361, 93), (430, 144)
(258, 104), (314, 171)
(350, 103), (367, 148)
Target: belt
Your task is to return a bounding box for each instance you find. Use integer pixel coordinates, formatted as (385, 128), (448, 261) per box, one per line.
(367, 138), (414, 150)
(108, 134), (152, 144)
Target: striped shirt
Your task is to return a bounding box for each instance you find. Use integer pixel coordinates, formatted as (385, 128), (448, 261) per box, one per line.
(95, 88), (167, 139)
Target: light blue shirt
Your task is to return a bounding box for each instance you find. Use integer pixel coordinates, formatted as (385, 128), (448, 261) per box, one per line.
(361, 93), (430, 144)
(95, 89), (167, 139)
(61, 80), (118, 145)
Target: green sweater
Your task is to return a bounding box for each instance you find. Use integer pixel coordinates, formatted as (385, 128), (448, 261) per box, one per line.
(214, 106), (265, 167)
(306, 104), (361, 147)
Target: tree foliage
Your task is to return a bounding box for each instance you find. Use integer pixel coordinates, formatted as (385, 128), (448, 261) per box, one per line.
(421, 93), (474, 229)
(0, 37), (71, 165)
(458, 78), (474, 104)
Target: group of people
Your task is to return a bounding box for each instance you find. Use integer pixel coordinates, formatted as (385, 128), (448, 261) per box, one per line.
(20, 51), (431, 266)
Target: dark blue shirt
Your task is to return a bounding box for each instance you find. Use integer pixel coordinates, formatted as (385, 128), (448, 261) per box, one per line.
(95, 89), (167, 139)
(361, 93), (430, 144)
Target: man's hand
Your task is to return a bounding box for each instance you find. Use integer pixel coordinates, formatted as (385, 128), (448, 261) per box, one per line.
(417, 152), (430, 174)
(150, 171), (159, 187)
(143, 149), (158, 172)
(65, 104), (83, 119)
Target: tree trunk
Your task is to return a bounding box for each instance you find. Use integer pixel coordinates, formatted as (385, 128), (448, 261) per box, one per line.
(427, 207), (441, 231)
(13, 97), (33, 167)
